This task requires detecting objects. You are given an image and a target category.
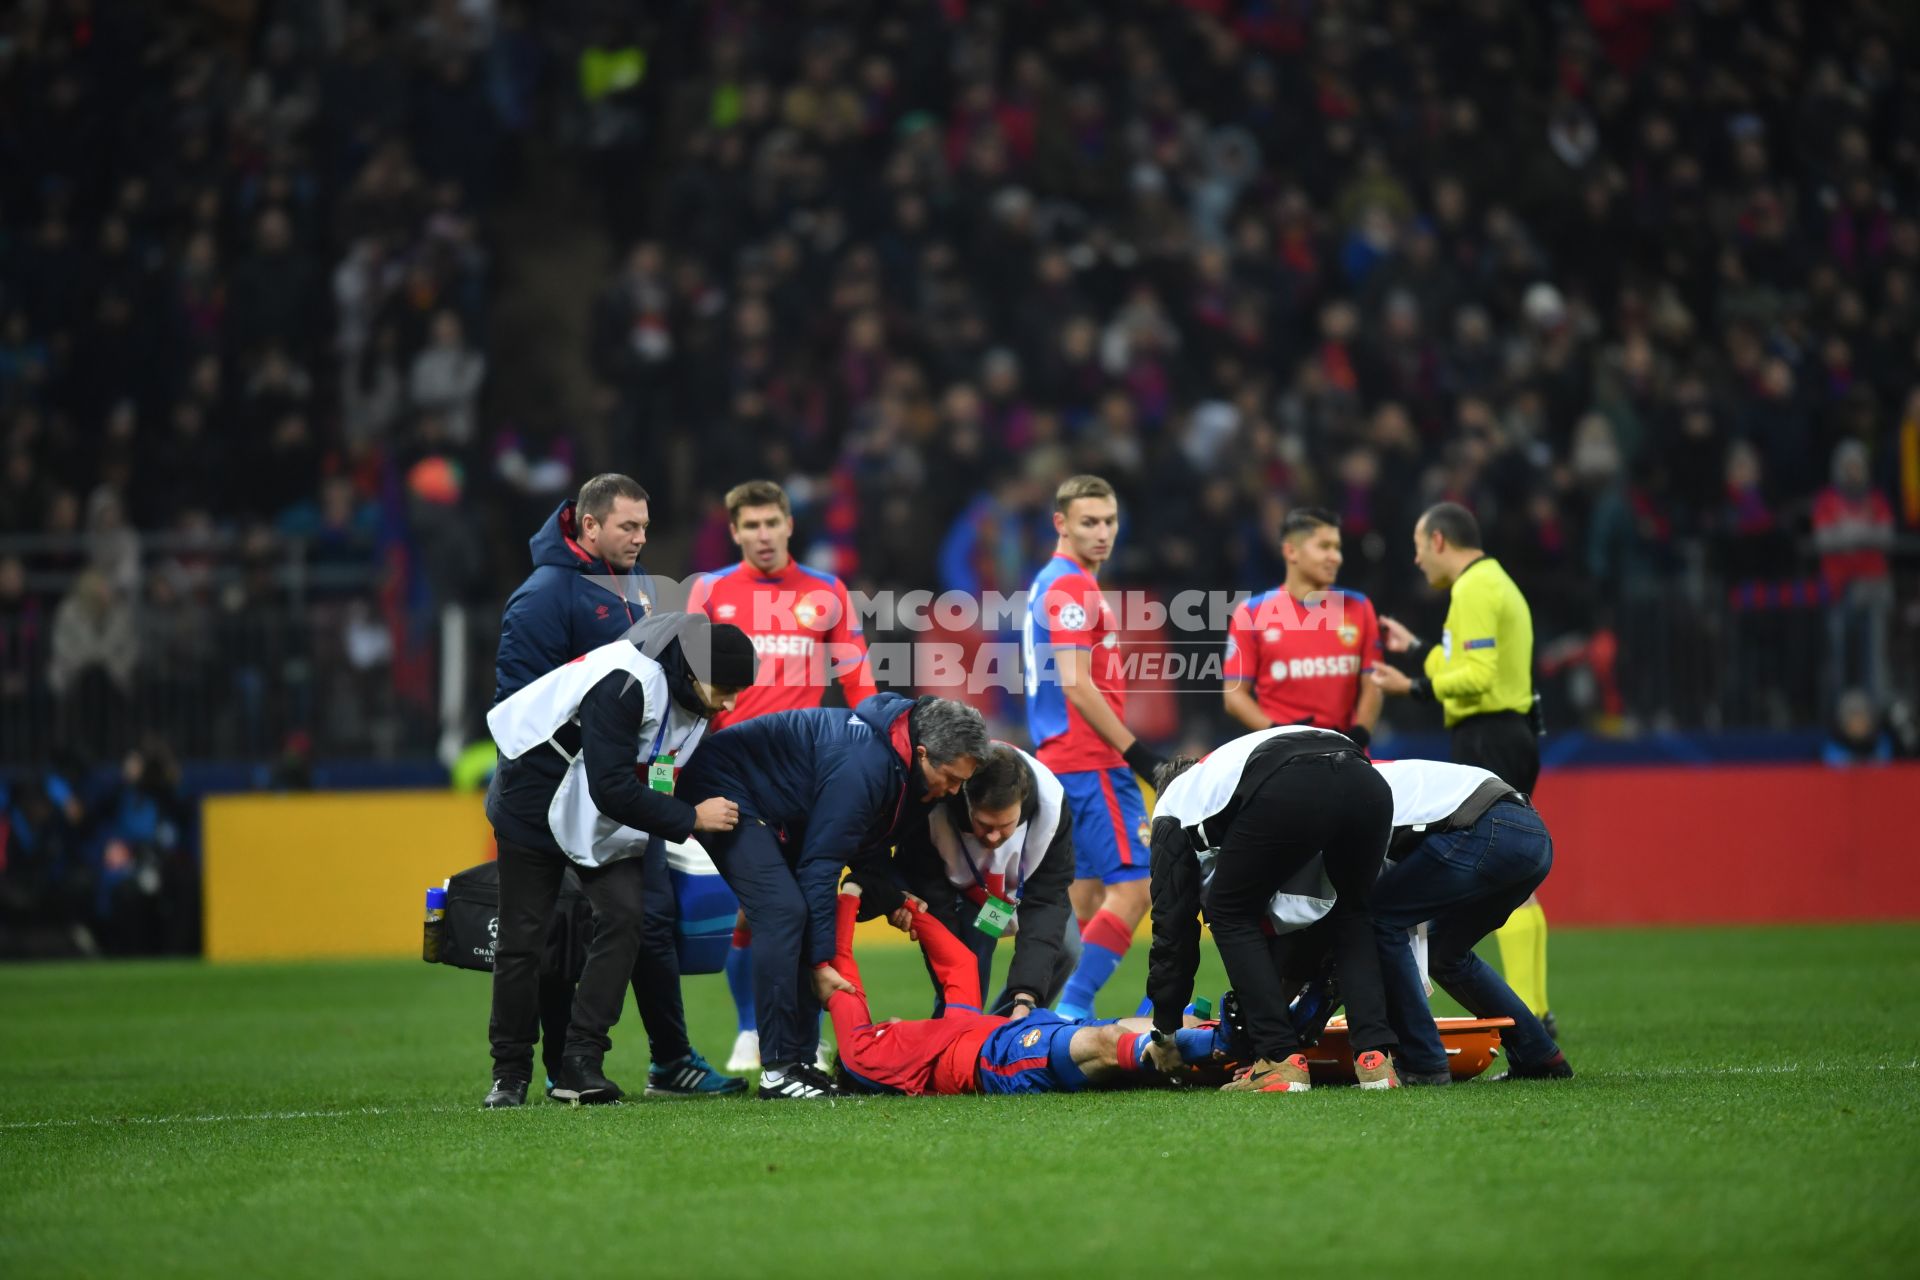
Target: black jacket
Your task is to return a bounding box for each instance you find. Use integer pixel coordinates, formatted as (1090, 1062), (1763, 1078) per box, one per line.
(892, 766), (1074, 1004)
(486, 613), (713, 857)
(1147, 729), (1356, 1033)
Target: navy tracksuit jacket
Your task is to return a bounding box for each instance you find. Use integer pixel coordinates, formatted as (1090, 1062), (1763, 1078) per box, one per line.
(677, 692), (927, 1065)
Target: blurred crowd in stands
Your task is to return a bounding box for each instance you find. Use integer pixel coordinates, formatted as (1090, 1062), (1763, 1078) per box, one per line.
(4, 0), (1920, 950)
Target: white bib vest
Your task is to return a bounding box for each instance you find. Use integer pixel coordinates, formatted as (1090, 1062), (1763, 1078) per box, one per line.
(487, 640), (709, 867)
(925, 744), (1064, 935)
(1156, 727), (1345, 933)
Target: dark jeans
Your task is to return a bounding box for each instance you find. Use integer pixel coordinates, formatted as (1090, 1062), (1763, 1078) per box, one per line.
(534, 840), (691, 1079)
(921, 893), (1081, 1017)
(1451, 712), (1540, 793)
(489, 837), (646, 1079)
(702, 821), (820, 1066)
(1370, 800), (1560, 1073)
(1205, 751), (1396, 1060)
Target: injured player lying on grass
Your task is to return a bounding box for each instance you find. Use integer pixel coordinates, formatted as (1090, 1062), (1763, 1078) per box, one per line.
(819, 880), (1228, 1096)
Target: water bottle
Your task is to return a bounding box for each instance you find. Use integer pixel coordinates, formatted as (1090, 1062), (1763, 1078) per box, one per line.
(422, 886), (447, 964)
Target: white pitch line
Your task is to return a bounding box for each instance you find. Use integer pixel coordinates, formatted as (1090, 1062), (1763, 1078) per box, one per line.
(0, 1103), (464, 1133)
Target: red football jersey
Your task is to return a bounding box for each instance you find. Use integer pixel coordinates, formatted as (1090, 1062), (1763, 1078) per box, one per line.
(1222, 587), (1380, 731)
(689, 558), (877, 731)
(836, 1010), (1002, 1096)
(1023, 555), (1127, 773)
(825, 890), (1001, 1096)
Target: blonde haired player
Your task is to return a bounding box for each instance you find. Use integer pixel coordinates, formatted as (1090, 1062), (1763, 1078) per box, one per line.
(1023, 475), (1165, 1021)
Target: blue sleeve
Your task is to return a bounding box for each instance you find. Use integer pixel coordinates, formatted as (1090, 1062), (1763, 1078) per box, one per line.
(794, 756), (894, 964)
(493, 573), (571, 704)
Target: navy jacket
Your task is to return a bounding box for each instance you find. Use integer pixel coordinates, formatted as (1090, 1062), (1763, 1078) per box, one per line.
(678, 691), (925, 963)
(493, 500), (655, 705)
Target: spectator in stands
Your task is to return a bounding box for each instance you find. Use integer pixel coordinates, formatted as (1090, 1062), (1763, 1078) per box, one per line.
(1813, 441), (1896, 709)
(408, 310), (487, 447)
(48, 570), (138, 761)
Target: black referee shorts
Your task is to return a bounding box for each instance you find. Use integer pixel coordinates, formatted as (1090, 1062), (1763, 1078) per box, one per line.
(1450, 710), (1540, 794)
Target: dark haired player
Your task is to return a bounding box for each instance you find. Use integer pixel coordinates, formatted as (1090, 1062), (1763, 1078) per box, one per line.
(1222, 507), (1382, 748)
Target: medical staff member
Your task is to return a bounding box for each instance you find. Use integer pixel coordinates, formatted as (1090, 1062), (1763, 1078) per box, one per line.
(891, 742), (1077, 1017)
(482, 614), (755, 1107)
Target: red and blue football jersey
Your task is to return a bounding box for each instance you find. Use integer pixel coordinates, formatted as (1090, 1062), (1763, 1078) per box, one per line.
(688, 558), (877, 731)
(1023, 554), (1126, 773)
(1223, 587), (1380, 731)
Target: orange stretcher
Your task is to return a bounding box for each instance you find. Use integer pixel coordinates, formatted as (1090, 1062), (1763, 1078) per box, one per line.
(1300, 1015), (1515, 1083)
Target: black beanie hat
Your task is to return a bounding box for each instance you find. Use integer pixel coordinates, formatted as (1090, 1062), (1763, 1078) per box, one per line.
(707, 622), (757, 688)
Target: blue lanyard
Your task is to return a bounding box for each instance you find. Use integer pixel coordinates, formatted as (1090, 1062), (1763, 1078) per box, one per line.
(957, 823), (1021, 899)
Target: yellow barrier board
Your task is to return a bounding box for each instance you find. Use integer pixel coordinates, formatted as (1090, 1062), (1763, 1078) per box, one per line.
(204, 791), (493, 961)
(204, 790), (1158, 962)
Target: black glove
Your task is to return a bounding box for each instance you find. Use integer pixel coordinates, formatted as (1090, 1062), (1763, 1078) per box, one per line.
(1346, 724), (1372, 752)
(1123, 740), (1167, 784)
(1408, 676), (1436, 704)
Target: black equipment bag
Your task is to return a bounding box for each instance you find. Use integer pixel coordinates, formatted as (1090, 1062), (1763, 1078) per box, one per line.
(432, 861), (593, 979)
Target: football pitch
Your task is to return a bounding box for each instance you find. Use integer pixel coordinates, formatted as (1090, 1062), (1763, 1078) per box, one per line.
(2, 925), (1916, 1278)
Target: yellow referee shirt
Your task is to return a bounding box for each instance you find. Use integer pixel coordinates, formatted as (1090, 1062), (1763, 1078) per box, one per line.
(1422, 556), (1533, 728)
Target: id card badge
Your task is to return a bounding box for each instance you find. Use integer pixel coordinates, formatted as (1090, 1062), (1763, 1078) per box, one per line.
(647, 752), (676, 794)
(974, 895), (1015, 938)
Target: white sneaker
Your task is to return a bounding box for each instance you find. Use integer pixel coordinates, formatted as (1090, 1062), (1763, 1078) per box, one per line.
(814, 1040), (834, 1071)
(727, 1030), (760, 1073)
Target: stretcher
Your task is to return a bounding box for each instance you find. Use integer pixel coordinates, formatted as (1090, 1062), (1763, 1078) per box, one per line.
(1298, 1014), (1515, 1083)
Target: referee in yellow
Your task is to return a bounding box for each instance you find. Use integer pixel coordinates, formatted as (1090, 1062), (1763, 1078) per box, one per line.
(1369, 502), (1552, 1036)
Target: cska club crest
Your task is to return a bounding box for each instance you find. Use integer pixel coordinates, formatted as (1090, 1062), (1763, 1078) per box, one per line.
(1020, 1027), (1044, 1049)
(794, 598), (819, 627)
(1339, 623), (1359, 647)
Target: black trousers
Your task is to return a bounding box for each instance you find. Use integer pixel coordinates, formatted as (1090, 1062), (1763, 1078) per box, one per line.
(534, 840), (691, 1078)
(1451, 711), (1540, 793)
(490, 837), (646, 1079)
(1205, 751), (1397, 1061)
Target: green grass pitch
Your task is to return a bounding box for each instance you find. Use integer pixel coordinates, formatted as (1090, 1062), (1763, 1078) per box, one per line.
(3, 925), (1917, 1278)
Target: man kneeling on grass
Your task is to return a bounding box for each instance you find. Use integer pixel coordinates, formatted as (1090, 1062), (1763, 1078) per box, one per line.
(822, 880), (1222, 1096)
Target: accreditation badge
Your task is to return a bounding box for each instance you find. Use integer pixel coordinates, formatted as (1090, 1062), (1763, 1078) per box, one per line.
(974, 895), (1016, 938)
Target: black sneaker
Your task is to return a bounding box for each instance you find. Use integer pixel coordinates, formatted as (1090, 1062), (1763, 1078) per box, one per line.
(482, 1077), (529, 1109)
(757, 1061), (841, 1100)
(1486, 1053), (1574, 1082)
(1399, 1067), (1453, 1087)
(550, 1055), (624, 1104)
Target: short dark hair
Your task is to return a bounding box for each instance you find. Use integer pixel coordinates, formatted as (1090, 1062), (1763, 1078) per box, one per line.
(725, 479), (791, 523)
(578, 473), (649, 527)
(1153, 755), (1200, 795)
(1418, 501), (1481, 550)
(1281, 507), (1340, 542)
(964, 744), (1030, 813)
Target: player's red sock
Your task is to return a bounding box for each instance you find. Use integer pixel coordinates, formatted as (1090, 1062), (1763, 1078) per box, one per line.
(732, 920), (752, 948)
(1081, 909), (1135, 956)
(1115, 1030), (1152, 1073)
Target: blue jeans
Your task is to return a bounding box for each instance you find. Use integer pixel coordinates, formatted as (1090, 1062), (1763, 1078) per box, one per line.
(1371, 801), (1560, 1073)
